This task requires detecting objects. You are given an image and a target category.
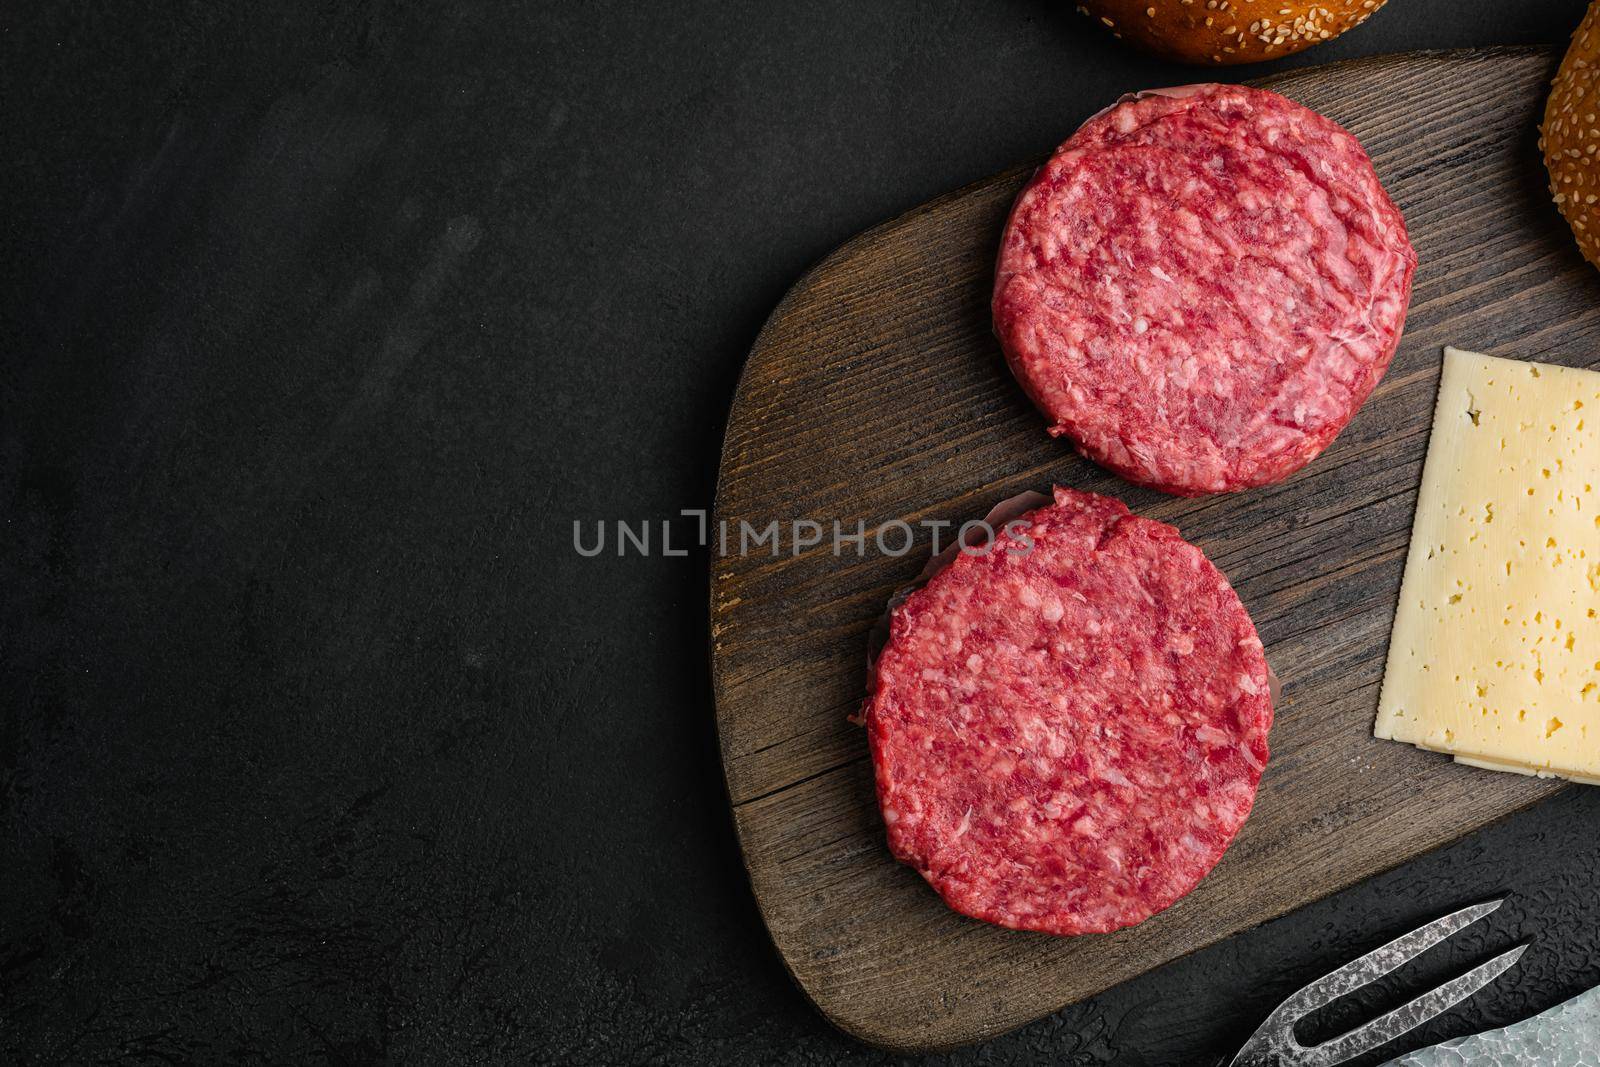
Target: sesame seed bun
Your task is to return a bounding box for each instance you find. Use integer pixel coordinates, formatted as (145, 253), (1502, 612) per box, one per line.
(1076, 1), (1390, 66)
(1543, 2), (1600, 271)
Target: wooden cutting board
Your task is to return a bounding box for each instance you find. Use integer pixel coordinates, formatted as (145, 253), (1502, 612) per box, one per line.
(710, 47), (1600, 1053)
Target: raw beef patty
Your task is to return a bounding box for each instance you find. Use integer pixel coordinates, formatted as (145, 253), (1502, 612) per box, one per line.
(993, 84), (1415, 495)
(863, 487), (1273, 935)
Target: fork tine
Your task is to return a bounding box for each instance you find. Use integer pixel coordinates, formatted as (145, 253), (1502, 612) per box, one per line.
(1230, 900), (1518, 1067)
(1308, 943), (1528, 1066)
(1269, 899), (1504, 1020)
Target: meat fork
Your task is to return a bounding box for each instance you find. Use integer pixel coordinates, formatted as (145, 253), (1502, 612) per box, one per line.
(1229, 899), (1526, 1066)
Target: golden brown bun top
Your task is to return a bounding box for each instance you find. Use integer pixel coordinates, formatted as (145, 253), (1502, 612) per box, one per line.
(1543, 1), (1600, 271)
(1078, 0), (1389, 66)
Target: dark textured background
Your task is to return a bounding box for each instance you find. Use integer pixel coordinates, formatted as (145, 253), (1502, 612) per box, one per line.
(4, 3), (1599, 1064)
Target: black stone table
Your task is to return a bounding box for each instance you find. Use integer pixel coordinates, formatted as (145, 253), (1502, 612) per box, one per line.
(4, 3), (1598, 1063)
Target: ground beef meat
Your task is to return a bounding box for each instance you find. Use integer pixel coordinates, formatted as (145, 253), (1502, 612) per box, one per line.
(993, 83), (1415, 496)
(863, 486), (1273, 935)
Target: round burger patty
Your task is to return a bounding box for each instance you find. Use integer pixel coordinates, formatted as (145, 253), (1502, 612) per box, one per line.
(863, 487), (1273, 936)
(993, 84), (1415, 496)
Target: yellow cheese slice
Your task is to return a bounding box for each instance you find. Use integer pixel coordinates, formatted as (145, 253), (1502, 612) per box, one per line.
(1375, 347), (1600, 781)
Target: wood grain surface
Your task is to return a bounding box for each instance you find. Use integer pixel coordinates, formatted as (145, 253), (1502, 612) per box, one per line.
(710, 48), (1600, 1053)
